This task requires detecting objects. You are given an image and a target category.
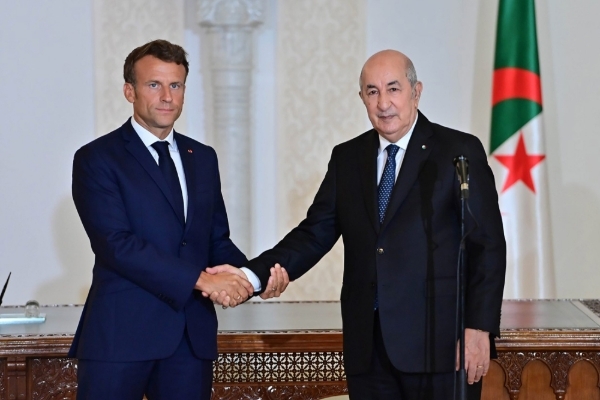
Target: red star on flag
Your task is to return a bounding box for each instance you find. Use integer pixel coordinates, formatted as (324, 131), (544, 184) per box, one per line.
(494, 132), (545, 193)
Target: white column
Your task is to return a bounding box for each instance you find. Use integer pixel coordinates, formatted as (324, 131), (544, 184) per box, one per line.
(199, 0), (264, 254)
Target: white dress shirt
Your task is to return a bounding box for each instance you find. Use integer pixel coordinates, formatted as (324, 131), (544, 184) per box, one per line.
(131, 117), (188, 220)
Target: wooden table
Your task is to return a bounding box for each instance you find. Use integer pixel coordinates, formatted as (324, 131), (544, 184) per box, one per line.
(1, 300), (600, 399)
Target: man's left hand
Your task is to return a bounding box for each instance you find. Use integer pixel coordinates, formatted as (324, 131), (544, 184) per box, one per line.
(455, 328), (490, 384)
(203, 263), (290, 305)
(259, 263), (290, 300)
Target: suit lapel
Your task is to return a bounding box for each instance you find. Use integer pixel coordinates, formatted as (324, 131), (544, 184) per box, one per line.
(358, 131), (380, 234)
(380, 112), (435, 231)
(122, 120), (185, 226)
(175, 132), (196, 235)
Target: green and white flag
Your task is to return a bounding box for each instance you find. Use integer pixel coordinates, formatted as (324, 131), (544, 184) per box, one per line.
(490, 0), (555, 298)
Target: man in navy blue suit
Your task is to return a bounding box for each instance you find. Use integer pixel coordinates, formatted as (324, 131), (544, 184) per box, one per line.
(70, 40), (280, 400)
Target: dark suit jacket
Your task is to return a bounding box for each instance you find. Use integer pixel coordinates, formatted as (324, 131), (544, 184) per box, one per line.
(69, 119), (246, 362)
(246, 111), (506, 375)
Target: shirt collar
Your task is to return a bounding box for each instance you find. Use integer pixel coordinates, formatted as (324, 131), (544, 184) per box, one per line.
(130, 117), (177, 150)
(378, 113), (418, 154)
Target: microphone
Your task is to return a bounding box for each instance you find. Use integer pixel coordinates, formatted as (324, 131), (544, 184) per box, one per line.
(454, 156), (469, 199)
(0, 272), (11, 307)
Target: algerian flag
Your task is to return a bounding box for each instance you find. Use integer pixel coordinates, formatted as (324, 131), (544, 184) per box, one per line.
(490, 0), (555, 298)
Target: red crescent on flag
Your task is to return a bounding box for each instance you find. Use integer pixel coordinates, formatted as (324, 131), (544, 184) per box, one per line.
(492, 67), (542, 106)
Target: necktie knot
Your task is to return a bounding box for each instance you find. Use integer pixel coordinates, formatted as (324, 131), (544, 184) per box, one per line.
(150, 140), (184, 225)
(151, 141), (171, 162)
(386, 144), (400, 159)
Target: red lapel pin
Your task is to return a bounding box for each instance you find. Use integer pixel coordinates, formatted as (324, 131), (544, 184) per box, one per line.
(188, 149), (193, 153)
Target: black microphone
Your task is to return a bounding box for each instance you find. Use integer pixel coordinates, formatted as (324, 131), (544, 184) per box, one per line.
(453, 156), (469, 199)
(0, 272), (11, 307)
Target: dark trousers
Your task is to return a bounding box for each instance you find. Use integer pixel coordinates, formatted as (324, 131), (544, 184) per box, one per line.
(346, 312), (482, 400)
(76, 331), (213, 400)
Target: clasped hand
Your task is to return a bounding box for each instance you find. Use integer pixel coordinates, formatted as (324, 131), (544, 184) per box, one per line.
(198, 263), (290, 308)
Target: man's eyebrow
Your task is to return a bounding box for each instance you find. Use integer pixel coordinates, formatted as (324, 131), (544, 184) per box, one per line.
(143, 79), (184, 85)
(365, 81), (399, 89)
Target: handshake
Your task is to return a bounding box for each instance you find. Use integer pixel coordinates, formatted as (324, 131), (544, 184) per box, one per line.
(195, 263), (290, 308)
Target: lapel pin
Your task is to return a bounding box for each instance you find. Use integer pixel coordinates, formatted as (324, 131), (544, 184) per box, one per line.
(188, 149), (193, 153)
(422, 145), (427, 150)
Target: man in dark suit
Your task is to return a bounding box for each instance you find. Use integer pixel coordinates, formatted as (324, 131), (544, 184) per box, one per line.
(216, 50), (506, 399)
(70, 40), (279, 400)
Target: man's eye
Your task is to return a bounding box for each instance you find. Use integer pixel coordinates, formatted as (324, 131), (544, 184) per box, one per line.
(170, 83), (180, 89)
(149, 83), (158, 88)
(368, 90), (377, 95)
(389, 87), (398, 92)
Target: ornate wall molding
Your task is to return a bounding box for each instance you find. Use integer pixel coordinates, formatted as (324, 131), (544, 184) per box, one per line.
(199, 0), (264, 26)
(93, 0), (185, 136)
(198, 0), (265, 254)
(276, 0), (366, 300)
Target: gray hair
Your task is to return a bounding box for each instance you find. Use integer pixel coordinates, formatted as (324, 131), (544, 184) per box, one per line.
(405, 58), (418, 89)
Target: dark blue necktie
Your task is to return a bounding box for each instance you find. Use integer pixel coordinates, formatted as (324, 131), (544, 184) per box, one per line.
(375, 144), (400, 309)
(378, 144), (400, 223)
(152, 141), (184, 225)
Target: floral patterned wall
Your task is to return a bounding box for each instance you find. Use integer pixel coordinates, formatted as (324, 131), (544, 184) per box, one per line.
(275, 0), (366, 300)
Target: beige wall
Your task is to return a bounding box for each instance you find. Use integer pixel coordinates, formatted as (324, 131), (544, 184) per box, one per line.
(1, 0), (600, 304)
(94, 0), (186, 135)
(272, 0), (366, 301)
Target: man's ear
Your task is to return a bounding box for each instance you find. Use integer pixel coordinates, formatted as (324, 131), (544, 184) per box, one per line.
(414, 81), (423, 99)
(413, 81), (423, 106)
(123, 83), (135, 104)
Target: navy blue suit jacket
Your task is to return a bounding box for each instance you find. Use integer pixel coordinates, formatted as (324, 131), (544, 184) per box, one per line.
(69, 119), (246, 362)
(247, 112), (506, 375)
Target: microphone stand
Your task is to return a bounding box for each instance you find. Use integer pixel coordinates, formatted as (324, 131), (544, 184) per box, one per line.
(454, 155), (469, 400)
(456, 193), (467, 400)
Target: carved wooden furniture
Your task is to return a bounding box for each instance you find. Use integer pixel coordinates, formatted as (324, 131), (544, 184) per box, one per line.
(1, 300), (600, 399)
(485, 299), (600, 400)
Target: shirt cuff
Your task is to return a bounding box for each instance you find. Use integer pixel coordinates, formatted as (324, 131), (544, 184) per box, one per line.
(240, 267), (262, 292)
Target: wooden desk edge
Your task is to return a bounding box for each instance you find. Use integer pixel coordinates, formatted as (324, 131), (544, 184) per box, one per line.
(3, 329), (600, 355)
(496, 329), (600, 351)
(217, 331), (344, 352)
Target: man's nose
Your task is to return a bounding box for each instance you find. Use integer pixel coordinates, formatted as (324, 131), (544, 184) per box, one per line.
(160, 87), (173, 102)
(377, 93), (390, 110)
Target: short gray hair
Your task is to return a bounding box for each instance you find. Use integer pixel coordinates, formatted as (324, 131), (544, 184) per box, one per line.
(405, 58), (418, 89)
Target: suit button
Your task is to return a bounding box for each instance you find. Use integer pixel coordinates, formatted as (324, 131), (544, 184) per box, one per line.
(377, 248), (384, 254)
(181, 241), (187, 246)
